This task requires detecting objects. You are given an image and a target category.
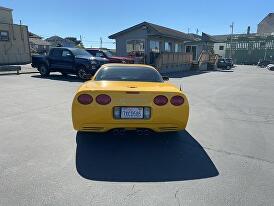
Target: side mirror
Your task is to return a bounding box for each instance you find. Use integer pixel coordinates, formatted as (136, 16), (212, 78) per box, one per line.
(162, 76), (169, 81)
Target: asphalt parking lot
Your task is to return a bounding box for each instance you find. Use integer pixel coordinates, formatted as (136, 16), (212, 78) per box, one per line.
(0, 65), (274, 206)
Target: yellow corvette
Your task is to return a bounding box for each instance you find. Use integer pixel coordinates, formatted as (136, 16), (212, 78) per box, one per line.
(72, 64), (189, 133)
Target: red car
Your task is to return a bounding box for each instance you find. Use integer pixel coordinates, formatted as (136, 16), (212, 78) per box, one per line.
(86, 48), (134, 64)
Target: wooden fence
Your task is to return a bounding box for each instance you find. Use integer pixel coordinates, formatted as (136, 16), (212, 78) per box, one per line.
(154, 52), (193, 71)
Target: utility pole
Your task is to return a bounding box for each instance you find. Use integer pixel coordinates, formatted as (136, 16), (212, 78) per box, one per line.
(100, 37), (102, 48)
(79, 35), (83, 47)
(230, 22), (234, 58)
(187, 28), (190, 34)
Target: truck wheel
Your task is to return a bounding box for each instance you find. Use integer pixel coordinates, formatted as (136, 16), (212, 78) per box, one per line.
(77, 66), (89, 80)
(39, 64), (50, 77)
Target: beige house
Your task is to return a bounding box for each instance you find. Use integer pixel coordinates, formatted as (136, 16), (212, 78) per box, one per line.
(29, 32), (51, 54)
(0, 6), (31, 65)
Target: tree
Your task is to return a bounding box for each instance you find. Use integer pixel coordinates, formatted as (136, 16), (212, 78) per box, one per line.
(65, 37), (85, 48)
(75, 42), (85, 49)
(65, 37), (81, 45)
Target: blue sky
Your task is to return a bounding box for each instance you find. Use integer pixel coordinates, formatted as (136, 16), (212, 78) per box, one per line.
(1, 0), (273, 48)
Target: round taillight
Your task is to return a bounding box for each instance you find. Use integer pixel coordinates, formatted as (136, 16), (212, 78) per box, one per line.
(170, 95), (184, 106)
(77, 94), (93, 105)
(96, 94), (111, 105)
(153, 95), (168, 106)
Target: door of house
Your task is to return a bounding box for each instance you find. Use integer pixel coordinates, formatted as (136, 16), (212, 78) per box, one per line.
(186, 45), (197, 61)
(192, 46), (197, 61)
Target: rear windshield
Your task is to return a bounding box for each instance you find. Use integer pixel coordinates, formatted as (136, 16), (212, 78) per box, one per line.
(95, 66), (163, 82)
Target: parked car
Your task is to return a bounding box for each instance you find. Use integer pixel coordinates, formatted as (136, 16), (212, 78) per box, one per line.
(217, 58), (232, 69)
(32, 47), (109, 80)
(266, 64), (274, 71)
(86, 48), (134, 64)
(224, 58), (234, 67)
(72, 64), (189, 133)
(257, 59), (272, 68)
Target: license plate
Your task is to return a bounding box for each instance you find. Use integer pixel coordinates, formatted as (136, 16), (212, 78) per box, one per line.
(121, 107), (143, 119)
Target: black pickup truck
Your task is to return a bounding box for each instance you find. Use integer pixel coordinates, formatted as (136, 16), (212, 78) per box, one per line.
(32, 47), (109, 80)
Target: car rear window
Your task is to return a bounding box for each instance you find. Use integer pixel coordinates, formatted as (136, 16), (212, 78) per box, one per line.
(95, 66), (163, 82)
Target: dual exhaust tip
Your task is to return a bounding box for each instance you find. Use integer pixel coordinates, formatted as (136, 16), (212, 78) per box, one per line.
(111, 129), (151, 136)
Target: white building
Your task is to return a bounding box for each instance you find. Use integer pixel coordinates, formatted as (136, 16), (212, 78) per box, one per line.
(213, 42), (226, 57)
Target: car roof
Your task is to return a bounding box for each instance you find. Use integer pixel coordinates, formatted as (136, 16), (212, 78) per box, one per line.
(100, 64), (159, 73)
(101, 63), (156, 70)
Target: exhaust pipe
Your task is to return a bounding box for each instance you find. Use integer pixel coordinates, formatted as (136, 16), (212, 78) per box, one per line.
(112, 129), (125, 136)
(143, 129), (151, 136)
(112, 129), (120, 136)
(136, 129), (144, 136)
(119, 129), (125, 136)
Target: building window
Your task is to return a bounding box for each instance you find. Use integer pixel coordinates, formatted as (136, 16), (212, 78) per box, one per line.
(0, 31), (9, 41)
(165, 42), (172, 52)
(219, 45), (224, 50)
(126, 39), (144, 55)
(164, 42), (172, 52)
(38, 45), (44, 51)
(175, 43), (184, 52)
(126, 43), (134, 53)
(150, 40), (160, 53)
(186, 46), (191, 53)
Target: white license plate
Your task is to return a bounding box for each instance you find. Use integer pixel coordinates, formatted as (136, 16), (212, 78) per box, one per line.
(121, 107), (143, 119)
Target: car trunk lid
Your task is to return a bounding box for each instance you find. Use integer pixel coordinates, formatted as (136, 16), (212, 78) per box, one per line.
(84, 81), (179, 93)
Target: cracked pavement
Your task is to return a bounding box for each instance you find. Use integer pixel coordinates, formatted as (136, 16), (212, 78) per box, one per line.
(0, 65), (274, 205)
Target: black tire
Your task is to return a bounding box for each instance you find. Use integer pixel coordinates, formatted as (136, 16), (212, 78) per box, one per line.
(77, 66), (90, 80)
(39, 64), (50, 77)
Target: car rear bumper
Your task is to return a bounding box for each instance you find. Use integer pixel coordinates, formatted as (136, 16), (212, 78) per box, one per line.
(72, 91), (189, 133)
(74, 121), (187, 133)
(72, 105), (189, 133)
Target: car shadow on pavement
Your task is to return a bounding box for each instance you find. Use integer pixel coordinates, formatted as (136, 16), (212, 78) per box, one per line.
(31, 74), (85, 82)
(75, 130), (219, 182)
(161, 70), (211, 78)
(217, 69), (234, 72)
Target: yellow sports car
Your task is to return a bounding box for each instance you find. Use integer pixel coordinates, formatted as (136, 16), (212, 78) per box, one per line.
(72, 64), (189, 133)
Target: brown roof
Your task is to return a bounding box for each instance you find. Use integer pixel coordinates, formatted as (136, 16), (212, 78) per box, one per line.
(29, 32), (42, 39)
(259, 13), (274, 25)
(109, 22), (194, 41)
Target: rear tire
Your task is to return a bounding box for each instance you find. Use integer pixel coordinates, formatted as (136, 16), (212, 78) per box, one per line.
(39, 64), (50, 77)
